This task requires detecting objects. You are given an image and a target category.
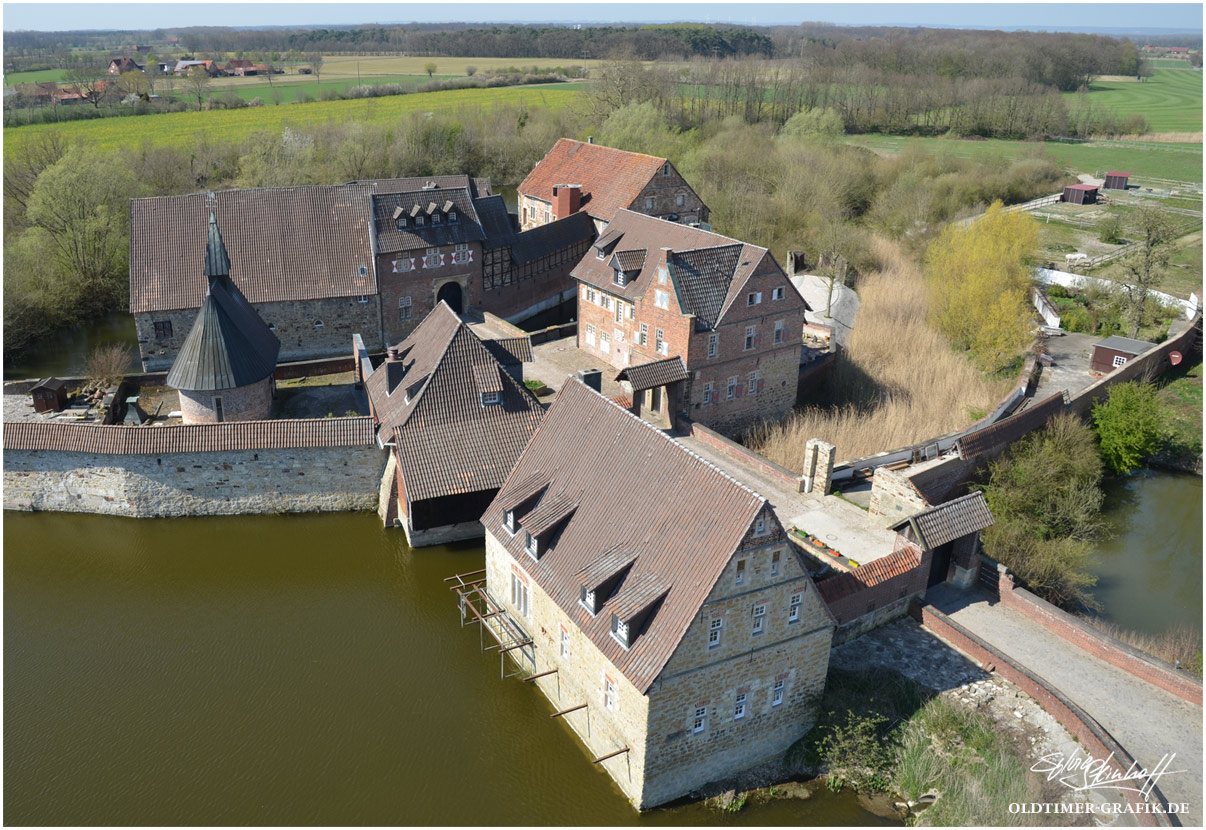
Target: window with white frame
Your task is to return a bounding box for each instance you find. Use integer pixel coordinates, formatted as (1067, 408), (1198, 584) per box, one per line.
(481, 390), (501, 407)
(708, 333), (718, 358)
(423, 247), (442, 269)
(393, 256), (415, 273)
(655, 290), (670, 309)
(693, 706), (707, 733)
(1112, 354), (1128, 368)
(627, 304), (635, 320)
(504, 510), (516, 534)
(416, 215), (425, 226)
(600, 331), (610, 353)
(748, 370), (760, 396)
(398, 296), (413, 320)
(638, 323), (649, 347)
(727, 376), (737, 399)
(754, 515), (767, 535)
(645, 196), (655, 211)
(735, 559), (746, 585)
(603, 675), (617, 711)
(789, 592), (802, 623)
(525, 532), (538, 558)
(560, 626), (571, 658)
(708, 617), (722, 648)
(744, 326), (756, 350)
(585, 323), (596, 346)
(772, 678), (785, 707)
(612, 617), (629, 648)
(734, 693), (747, 720)
(543, 208), (551, 223)
(747, 291), (762, 306)
(772, 286), (785, 301)
(511, 572), (529, 618)
(615, 302), (624, 323)
(774, 319), (785, 344)
(597, 248), (605, 260)
(771, 549), (781, 576)
(448, 210), (458, 224)
(658, 269), (667, 285)
(676, 193), (685, 207)
(656, 328), (667, 356)
(702, 381), (714, 406)
(752, 604), (766, 635)
(453, 243), (472, 264)
(432, 212), (442, 225)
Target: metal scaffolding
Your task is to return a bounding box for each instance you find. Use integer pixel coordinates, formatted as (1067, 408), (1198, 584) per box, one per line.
(447, 569), (535, 679)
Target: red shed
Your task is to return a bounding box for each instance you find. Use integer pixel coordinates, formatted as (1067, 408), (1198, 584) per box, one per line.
(30, 377), (68, 413)
(1061, 184), (1098, 205)
(1090, 335), (1154, 374)
(1103, 172), (1131, 190)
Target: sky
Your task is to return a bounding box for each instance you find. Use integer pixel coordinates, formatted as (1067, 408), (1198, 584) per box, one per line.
(1, 1), (1202, 33)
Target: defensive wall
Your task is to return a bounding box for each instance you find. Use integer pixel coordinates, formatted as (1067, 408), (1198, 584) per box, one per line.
(817, 543), (931, 644)
(911, 601), (1175, 828)
(3, 417), (385, 518)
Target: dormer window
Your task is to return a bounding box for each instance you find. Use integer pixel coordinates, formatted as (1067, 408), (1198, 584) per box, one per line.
(597, 248), (605, 260)
(580, 586), (598, 615)
(432, 213), (442, 225)
(397, 217), (408, 229)
(613, 269), (627, 287)
(449, 211), (458, 223)
(481, 390), (501, 407)
(611, 615), (631, 649)
(525, 532), (539, 559)
(504, 510), (516, 535)
(662, 163), (670, 176)
(416, 215), (425, 226)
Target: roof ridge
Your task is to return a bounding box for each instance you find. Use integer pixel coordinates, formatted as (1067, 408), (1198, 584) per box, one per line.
(394, 302), (463, 424)
(562, 137), (667, 164)
(570, 378), (764, 505)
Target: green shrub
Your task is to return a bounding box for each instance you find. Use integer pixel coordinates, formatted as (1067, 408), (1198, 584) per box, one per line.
(1098, 214), (1124, 244)
(818, 711), (896, 792)
(1092, 381), (1163, 474)
(1060, 305), (1095, 333)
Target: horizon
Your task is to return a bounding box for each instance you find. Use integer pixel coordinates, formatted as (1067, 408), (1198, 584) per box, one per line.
(2, 2), (1202, 35)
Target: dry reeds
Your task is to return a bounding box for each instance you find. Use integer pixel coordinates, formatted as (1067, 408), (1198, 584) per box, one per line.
(1079, 618), (1203, 675)
(749, 238), (1013, 466)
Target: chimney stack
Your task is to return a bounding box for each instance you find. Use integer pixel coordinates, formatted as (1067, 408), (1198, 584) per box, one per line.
(385, 347), (405, 394)
(552, 184), (582, 220)
(587, 136), (594, 144)
(577, 368), (602, 393)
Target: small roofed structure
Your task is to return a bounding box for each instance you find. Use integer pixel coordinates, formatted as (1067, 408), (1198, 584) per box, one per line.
(1061, 184), (1099, 205)
(1103, 172), (1132, 190)
(30, 378), (68, 414)
(892, 491), (994, 589)
(1091, 335), (1154, 374)
(166, 212), (280, 424)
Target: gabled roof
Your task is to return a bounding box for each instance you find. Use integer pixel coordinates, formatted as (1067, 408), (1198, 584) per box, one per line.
(474, 194), (517, 250)
(480, 336), (533, 366)
(355, 175), (491, 199)
(571, 211), (785, 330)
(31, 377), (67, 392)
(366, 303), (544, 503)
(816, 543), (923, 605)
(130, 185), (377, 312)
(372, 187), (484, 252)
(892, 492), (994, 550)
(165, 215), (281, 392)
(518, 138), (669, 224)
(510, 211), (595, 264)
(616, 356), (690, 392)
(483, 379), (768, 693)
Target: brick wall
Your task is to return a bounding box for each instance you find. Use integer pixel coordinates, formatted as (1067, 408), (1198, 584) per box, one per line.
(997, 573), (1202, 706)
(686, 421), (802, 492)
(911, 601), (1174, 827)
(177, 376), (272, 424)
(630, 166), (708, 226)
(376, 243), (481, 344)
(815, 545), (931, 643)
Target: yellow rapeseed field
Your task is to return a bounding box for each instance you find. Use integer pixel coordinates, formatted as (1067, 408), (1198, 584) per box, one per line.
(3, 86), (583, 154)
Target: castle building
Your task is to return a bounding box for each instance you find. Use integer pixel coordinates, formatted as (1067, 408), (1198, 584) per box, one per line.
(165, 213), (280, 425)
(131, 176), (593, 372)
(476, 379), (834, 809)
(365, 302), (544, 546)
(518, 139), (710, 234)
(571, 211), (810, 435)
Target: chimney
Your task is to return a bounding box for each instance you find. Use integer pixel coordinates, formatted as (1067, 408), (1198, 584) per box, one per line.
(385, 347), (406, 394)
(387, 346), (400, 362)
(552, 184), (581, 220)
(587, 136), (594, 144)
(578, 368), (602, 393)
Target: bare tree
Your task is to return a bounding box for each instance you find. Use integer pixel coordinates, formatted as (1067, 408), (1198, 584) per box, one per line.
(306, 53), (324, 86)
(184, 65), (212, 111)
(116, 70), (150, 98)
(64, 64), (107, 108)
(1119, 205), (1177, 338)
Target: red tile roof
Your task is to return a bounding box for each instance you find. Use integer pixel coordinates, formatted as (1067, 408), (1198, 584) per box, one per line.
(518, 139), (668, 224)
(815, 543), (923, 605)
(483, 379), (770, 693)
(4, 417), (375, 455)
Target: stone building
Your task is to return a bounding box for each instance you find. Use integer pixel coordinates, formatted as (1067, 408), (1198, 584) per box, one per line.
(518, 138), (710, 234)
(165, 213), (280, 425)
(476, 379), (834, 809)
(571, 211), (810, 435)
(131, 175), (594, 371)
(365, 302), (544, 546)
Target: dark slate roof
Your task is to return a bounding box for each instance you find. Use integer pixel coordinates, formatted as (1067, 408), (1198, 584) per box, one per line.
(892, 492), (994, 550)
(510, 211), (595, 265)
(356, 175), (491, 199)
(571, 211), (785, 331)
(203, 211), (231, 277)
(519, 138), (672, 224)
(4, 417), (375, 454)
(616, 356), (690, 392)
(372, 187), (485, 252)
(1096, 335), (1155, 355)
(482, 379), (769, 693)
(612, 249), (646, 273)
(481, 336), (533, 366)
(365, 303), (544, 503)
(474, 194), (517, 250)
(30, 377), (67, 392)
(130, 185), (377, 312)
(166, 274), (281, 391)
(472, 363), (504, 395)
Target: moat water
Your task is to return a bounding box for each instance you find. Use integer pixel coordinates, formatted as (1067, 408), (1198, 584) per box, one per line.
(3, 511), (895, 826)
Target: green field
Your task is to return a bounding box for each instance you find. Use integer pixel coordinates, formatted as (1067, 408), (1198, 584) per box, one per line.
(1064, 69), (1203, 134)
(1147, 59), (1198, 69)
(215, 75), (587, 104)
(2, 85), (584, 154)
(846, 134), (1203, 184)
(4, 68), (71, 86)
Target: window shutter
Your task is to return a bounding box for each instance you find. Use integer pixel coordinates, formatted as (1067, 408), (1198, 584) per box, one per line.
(736, 384), (744, 397)
(755, 335), (762, 348)
(757, 379), (765, 393)
(611, 614), (619, 634)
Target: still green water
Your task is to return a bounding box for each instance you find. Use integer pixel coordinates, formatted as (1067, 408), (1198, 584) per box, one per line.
(4, 511), (893, 826)
(1086, 469), (1204, 636)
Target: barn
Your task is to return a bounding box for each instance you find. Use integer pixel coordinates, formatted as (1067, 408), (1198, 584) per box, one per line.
(1103, 172), (1132, 190)
(1090, 335), (1154, 374)
(1061, 184), (1099, 205)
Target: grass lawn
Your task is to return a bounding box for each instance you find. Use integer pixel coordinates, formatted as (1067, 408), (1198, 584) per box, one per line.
(2, 85), (585, 154)
(1157, 358), (1203, 458)
(212, 74), (481, 104)
(846, 133), (1203, 184)
(1147, 59), (1198, 69)
(1064, 69), (1203, 133)
(318, 55), (602, 77)
(1092, 230), (1203, 299)
(4, 68), (71, 86)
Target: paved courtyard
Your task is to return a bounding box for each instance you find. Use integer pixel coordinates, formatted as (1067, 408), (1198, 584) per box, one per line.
(1032, 331), (1100, 402)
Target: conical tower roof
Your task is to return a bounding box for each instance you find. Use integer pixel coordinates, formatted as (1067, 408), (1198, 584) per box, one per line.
(166, 214), (280, 392)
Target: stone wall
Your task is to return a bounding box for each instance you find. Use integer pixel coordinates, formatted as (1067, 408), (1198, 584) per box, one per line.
(178, 377), (272, 424)
(686, 421), (803, 492)
(868, 466), (929, 521)
(136, 296), (383, 371)
(5, 444), (385, 517)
